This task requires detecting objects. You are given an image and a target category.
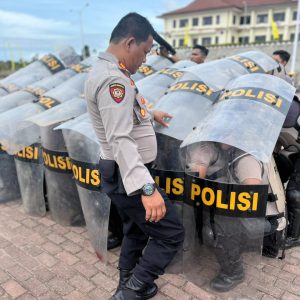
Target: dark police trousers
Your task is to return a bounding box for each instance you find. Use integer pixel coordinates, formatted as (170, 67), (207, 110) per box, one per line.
(99, 160), (184, 284)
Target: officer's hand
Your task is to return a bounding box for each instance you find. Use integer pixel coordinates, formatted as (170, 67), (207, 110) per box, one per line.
(153, 110), (172, 127)
(141, 190), (167, 222)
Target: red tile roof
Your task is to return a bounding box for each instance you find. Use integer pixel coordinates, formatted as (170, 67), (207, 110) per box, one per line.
(159, 0), (297, 17)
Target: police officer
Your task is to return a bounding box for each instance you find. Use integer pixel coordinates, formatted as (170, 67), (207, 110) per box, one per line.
(190, 45), (209, 64)
(188, 143), (268, 291)
(85, 13), (184, 300)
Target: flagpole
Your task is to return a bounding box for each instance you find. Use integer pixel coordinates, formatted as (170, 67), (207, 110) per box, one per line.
(291, 0), (300, 74)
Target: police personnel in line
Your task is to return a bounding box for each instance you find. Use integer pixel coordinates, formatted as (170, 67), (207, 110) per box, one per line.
(188, 142), (262, 292)
(85, 13), (184, 300)
(189, 142), (285, 291)
(190, 45), (209, 64)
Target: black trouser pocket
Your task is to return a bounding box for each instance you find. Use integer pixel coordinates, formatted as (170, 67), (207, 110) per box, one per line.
(98, 159), (126, 194)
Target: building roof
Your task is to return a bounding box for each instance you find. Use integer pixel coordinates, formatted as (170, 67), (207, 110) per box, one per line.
(159, 0), (297, 17)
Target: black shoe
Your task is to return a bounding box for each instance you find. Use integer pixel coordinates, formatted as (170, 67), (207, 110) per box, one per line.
(262, 246), (279, 258)
(107, 234), (122, 250)
(117, 268), (132, 291)
(110, 274), (158, 300)
(285, 237), (300, 249)
(210, 271), (244, 292)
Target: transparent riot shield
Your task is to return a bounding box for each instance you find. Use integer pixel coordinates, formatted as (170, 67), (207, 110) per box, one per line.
(181, 73), (296, 163)
(0, 145), (21, 202)
(0, 57), (95, 114)
(135, 60), (196, 106)
(0, 53), (67, 96)
(131, 55), (173, 81)
(182, 141), (269, 291)
(0, 69), (75, 114)
(14, 144), (45, 216)
(55, 114), (110, 262)
(27, 97), (86, 224)
(0, 72), (89, 155)
(185, 51), (278, 91)
(227, 51), (279, 74)
(154, 71), (220, 141)
(151, 133), (185, 273)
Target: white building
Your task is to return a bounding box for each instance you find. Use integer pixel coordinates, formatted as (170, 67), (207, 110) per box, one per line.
(159, 0), (299, 47)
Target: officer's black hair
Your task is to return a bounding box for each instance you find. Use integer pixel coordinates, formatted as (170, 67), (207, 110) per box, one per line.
(110, 13), (154, 44)
(273, 50), (290, 63)
(193, 44), (209, 56)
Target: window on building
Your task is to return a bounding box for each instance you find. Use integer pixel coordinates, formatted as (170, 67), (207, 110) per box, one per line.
(216, 15), (220, 24)
(215, 36), (219, 44)
(240, 15), (251, 25)
(192, 18), (199, 26)
(257, 14), (268, 24)
(238, 36), (249, 44)
(202, 37), (212, 45)
(179, 39), (184, 46)
(293, 11), (298, 20)
(291, 33), (300, 41)
(173, 20), (176, 28)
(203, 16), (213, 25)
(172, 40), (176, 47)
(233, 15), (236, 24)
(179, 19), (188, 28)
(273, 12), (285, 22)
(255, 35), (266, 43)
(192, 38), (198, 46)
(231, 36), (235, 44)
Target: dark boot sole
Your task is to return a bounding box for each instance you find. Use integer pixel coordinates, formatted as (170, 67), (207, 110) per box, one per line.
(210, 277), (244, 293)
(140, 288), (158, 300)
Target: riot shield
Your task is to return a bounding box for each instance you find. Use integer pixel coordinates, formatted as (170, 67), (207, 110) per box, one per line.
(0, 69), (75, 114)
(135, 60), (196, 105)
(181, 73), (296, 163)
(131, 55), (173, 81)
(55, 114), (110, 261)
(154, 70), (220, 141)
(0, 145), (21, 202)
(0, 72), (89, 155)
(28, 97), (86, 224)
(14, 144), (45, 216)
(182, 141), (268, 291)
(227, 51), (279, 74)
(0, 53), (68, 96)
(0, 57), (95, 114)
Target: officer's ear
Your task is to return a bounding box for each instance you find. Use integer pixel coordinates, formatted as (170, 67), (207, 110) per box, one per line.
(124, 37), (136, 52)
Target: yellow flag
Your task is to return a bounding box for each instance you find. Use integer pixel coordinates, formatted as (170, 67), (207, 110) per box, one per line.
(271, 15), (279, 40)
(183, 25), (190, 46)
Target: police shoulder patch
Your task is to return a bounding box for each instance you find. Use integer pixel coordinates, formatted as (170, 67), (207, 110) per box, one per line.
(109, 83), (125, 103)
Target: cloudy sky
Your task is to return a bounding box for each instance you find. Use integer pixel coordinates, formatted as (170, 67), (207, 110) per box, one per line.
(0, 0), (190, 61)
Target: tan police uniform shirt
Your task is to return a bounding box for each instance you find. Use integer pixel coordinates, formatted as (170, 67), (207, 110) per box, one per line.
(85, 52), (156, 195)
(187, 142), (229, 182)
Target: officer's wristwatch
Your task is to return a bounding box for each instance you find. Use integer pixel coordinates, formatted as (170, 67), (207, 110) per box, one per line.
(141, 183), (156, 196)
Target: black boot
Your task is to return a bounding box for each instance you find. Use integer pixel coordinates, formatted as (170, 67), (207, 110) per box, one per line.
(110, 274), (158, 300)
(210, 261), (244, 292)
(117, 268), (132, 291)
(285, 236), (300, 249)
(107, 233), (122, 250)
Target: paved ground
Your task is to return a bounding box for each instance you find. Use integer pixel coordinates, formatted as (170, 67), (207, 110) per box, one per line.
(1, 200), (300, 299)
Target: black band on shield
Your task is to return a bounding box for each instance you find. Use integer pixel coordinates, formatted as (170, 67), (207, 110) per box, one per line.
(228, 55), (264, 73)
(39, 54), (65, 74)
(70, 158), (100, 191)
(42, 147), (73, 174)
(137, 64), (156, 77)
(36, 96), (61, 110)
(219, 86), (290, 115)
(14, 143), (43, 164)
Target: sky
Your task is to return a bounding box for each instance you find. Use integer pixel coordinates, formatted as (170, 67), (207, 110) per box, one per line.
(0, 0), (191, 61)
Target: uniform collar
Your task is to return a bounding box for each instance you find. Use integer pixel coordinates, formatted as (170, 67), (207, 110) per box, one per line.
(98, 51), (131, 77)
